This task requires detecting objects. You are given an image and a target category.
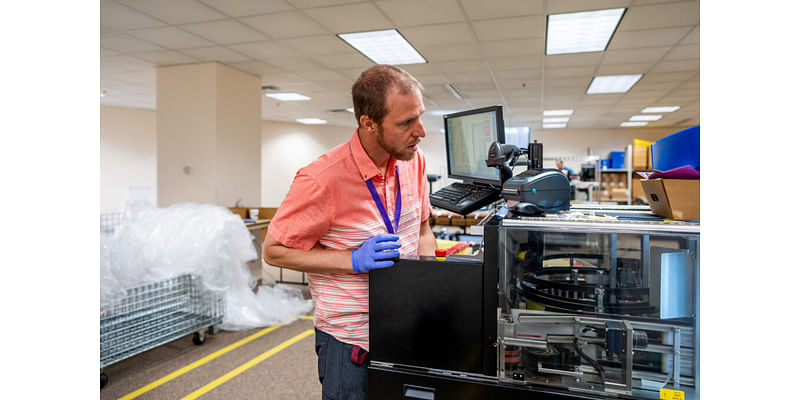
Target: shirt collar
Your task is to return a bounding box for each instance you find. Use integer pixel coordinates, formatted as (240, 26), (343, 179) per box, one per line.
(349, 129), (397, 182)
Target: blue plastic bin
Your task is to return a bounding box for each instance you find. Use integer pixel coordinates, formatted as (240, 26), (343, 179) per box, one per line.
(651, 125), (700, 172)
(600, 159), (611, 169)
(609, 151), (625, 169)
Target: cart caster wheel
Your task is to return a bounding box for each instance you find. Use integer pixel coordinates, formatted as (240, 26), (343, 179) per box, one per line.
(101, 372), (108, 389)
(208, 325), (219, 335)
(192, 332), (206, 345)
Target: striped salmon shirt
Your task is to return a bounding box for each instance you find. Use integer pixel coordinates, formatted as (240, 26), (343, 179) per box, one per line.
(267, 130), (432, 351)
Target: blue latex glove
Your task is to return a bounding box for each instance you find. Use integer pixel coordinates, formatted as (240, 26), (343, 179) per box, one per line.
(351, 233), (401, 273)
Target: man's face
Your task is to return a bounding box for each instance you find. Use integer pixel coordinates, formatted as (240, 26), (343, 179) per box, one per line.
(375, 86), (426, 161)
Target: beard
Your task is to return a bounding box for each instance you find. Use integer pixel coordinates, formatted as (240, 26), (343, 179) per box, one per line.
(376, 125), (418, 161)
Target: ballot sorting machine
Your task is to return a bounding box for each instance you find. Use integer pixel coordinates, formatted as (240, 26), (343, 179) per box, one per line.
(369, 213), (699, 399)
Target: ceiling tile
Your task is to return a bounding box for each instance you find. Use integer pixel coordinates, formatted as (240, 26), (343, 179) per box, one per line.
(545, 53), (604, 68)
(436, 59), (488, 74)
(662, 44), (699, 60)
(229, 41), (303, 59)
(608, 26), (693, 50)
(544, 66), (595, 79)
(493, 68), (541, 81)
(481, 38), (544, 58)
(286, 0), (365, 8)
(376, 0), (464, 27)
(546, 0), (630, 14)
(401, 23), (475, 47)
(117, 0), (226, 25)
(680, 26), (699, 44)
(601, 46), (671, 64)
(281, 35), (353, 56)
(100, 48), (121, 57)
(225, 60), (282, 76)
(100, 1), (164, 31)
(198, 0), (294, 17)
(650, 59), (699, 73)
(640, 71), (696, 83)
(134, 50), (198, 65)
(594, 62), (654, 75)
(619, 1), (700, 31)
(180, 46), (252, 63)
(444, 71), (493, 85)
(267, 57), (328, 72)
(101, 55), (155, 74)
(460, 0), (543, 20)
(472, 16), (544, 42)
(241, 11), (329, 39)
(181, 20), (268, 45)
(488, 55), (540, 70)
(322, 53), (375, 69)
(127, 27), (215, 49)
(415, 43), (483, 62)
(305, 3), (393, 33)
(293, 69), (351, 83)
(101, 33), (165, 53)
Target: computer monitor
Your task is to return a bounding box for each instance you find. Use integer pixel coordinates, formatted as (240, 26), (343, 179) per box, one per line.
(443, 105), (505, 186)
(504, 126), (530, 149)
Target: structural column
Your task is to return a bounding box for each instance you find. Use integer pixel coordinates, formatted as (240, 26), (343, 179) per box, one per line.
(156, 62), (261, 207)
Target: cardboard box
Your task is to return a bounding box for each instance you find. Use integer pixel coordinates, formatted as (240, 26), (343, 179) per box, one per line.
(450, 214), (466, 226)
(434, 214), (452, 225)
(640, 178), (699, 220)
(631, 178), (647, 204)
(632, 144), (650, 170)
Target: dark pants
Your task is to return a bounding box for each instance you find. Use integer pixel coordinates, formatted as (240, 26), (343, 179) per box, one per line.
(315, 328), (369, 400)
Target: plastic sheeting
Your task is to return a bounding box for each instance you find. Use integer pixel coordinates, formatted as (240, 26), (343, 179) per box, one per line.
(100, 203), (312, 330)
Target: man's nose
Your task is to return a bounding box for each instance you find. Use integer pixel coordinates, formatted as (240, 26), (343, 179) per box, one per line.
(413, 120), (426, 138)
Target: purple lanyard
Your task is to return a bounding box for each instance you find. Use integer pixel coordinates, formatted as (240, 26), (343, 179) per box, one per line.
(365, 166), (401, 234)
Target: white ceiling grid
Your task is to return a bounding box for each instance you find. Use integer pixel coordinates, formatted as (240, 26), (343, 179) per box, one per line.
(100, 0), (700, 130)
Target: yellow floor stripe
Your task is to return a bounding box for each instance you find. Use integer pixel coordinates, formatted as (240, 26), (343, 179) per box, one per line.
(181, 329), (315, 400)
(118, 322), (288, 400)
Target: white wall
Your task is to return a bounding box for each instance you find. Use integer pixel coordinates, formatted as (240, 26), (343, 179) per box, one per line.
(99, 105), (157, 213)
(260, 120), (353, 207)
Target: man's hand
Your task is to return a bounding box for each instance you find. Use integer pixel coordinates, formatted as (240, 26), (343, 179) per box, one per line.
(351, 233), (401, 273)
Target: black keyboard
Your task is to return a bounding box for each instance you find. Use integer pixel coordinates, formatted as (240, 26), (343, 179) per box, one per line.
(430, 182), (501, 215)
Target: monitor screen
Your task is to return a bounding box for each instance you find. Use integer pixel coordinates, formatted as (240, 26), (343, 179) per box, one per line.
(504, 126), (530, 149)
(443, 105), (505, 185)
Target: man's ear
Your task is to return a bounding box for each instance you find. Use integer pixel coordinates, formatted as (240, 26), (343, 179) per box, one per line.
(360, 115), (377, 133)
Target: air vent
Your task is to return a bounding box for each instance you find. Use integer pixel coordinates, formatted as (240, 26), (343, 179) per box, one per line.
(261, 85), (280, 91)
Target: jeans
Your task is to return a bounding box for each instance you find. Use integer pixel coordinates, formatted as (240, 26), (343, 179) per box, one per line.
(315, 328), (369, 400)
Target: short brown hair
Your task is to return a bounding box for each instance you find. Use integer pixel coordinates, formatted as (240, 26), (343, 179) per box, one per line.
(351, 65), (424, 127)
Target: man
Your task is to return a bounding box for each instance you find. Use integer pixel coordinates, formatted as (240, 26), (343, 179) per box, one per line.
(556, 159), (577, 180)
(263, 65), (437, 400)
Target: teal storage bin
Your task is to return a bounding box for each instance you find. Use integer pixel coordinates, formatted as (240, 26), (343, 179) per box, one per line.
(651, 125), (700, 172)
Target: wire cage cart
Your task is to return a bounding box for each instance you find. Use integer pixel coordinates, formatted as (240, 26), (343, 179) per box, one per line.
(100, 214), (225, 388)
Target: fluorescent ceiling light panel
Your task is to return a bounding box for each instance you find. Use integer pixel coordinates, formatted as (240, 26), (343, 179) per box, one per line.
(586, 74), (642, 94)
(543, 123), (567, 129)
(546, 8), (625, 55)
(338, 29), (426, 65)
(620, 121), (648, 127)
(641, 106), (680, 113)
(296, 118), (327, 125)
(346, 108), (354, 113)
(543, 117), (570, 123)
(629, 114), (662, 121)
(266, 92), (311, 101)
(543, 109), (573, 116)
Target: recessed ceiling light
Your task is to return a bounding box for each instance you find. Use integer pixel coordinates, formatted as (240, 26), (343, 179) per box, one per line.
(630, 114), (662, 121)
(431, 110), (458, 116)
(641, 106), (680, 113)
(546, 8), (626, 55)
(586, 74), (643, 94)
(543, 109), (573, 116)
(543, 117), (570, 123)
(543, 123), (567, 129)
(296, 118), (327, 125)
(338, 29), (426, 65)
(266, 92), (311, 101)
(620, 121), (648, 127)
(346, 108), (354, 113)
